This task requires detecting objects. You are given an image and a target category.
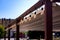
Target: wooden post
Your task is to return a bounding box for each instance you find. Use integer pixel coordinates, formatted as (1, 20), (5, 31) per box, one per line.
(2, 18), (3, 25)
(45, 0), (52, 40)
(16, 20), (19, 40)
(2, 18), (6, 40)
(8, 29), (10, 40)
(8, 19), (11, 40)
(4, 31), (6, 40)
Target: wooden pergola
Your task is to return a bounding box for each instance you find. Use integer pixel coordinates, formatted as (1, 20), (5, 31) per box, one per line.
(4, 0), (60, 40)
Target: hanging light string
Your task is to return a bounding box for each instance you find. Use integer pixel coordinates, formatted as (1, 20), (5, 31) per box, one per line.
(20, 7), (45, 24)
(28, 15), (31, 21)
(6, 7), (45, 31)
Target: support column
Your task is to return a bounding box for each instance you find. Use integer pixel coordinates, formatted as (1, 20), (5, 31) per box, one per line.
(4, 31), (6, 40)
(2, 18), (3, 25)
(8, 19), (11, 40)
(8, 28), (12, 40)
(45, 0), (52, 40)
(8, 29), (10, 40)
(4, 18), (7, 40)
(16, 20), (19, 40)
(2, 18), (6, 40)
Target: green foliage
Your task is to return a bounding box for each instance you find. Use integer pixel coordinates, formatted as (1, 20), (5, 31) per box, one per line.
(0, 25), (5, 38)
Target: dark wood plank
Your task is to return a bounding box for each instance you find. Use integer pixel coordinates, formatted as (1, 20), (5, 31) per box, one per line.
(45, 0), (52, 40)
(16, 20), (20, 40)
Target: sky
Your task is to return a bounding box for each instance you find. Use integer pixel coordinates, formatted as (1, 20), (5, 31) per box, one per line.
(0, 0), (39, 19)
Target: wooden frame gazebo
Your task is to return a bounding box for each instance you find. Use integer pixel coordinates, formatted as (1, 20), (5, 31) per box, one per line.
(5, 0), (60, 40)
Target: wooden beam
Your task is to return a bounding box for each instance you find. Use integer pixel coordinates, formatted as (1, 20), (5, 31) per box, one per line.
(45, 0), (52, 40)
(8, 19), (11, 40)
(4, 31), (6, 40)
(2, 18), (3, 25)
(4, 18), (6, 40)
(16, 20), (20, 40)
(8, 29), (10, 40)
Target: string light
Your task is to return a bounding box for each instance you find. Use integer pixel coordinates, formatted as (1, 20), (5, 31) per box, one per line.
(28, 15), (31, 21)
(53, 33), (55, 36)
(31, 12), (37, 19)
(41, 8), (45, 15)
(24, 17), (27, 22)
(32, 13), (36, 19)
(41, 8), (43, 10)
(36, 9), (42, 14)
